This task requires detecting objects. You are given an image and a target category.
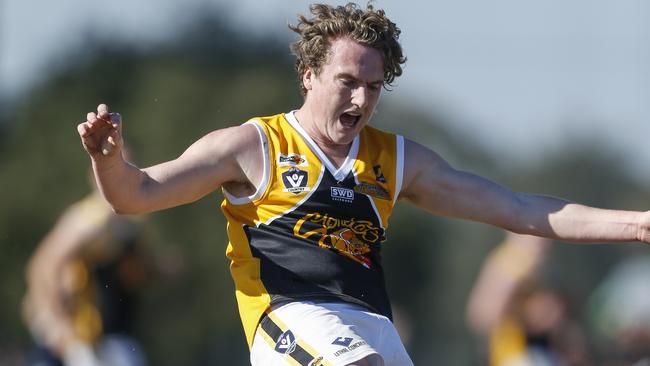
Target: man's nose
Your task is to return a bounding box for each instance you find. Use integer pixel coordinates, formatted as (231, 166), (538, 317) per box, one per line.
(352, 86), (370, 109)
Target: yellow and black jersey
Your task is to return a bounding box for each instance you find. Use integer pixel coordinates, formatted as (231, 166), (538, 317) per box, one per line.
(221, 111), (404, 347)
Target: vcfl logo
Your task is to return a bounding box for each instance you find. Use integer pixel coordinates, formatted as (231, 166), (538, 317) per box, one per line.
(330, 187), (354, 203)
(274, 330), (297, 355)
(282, 168), (309, 194)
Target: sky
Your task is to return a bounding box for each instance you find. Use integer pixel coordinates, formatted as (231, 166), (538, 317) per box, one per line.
(2, 0), (649, 176)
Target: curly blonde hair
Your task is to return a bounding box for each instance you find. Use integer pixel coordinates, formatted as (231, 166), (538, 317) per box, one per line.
(289, 2), (406, 95)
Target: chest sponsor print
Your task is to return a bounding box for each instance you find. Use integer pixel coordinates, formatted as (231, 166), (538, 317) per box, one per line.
(330, 186), (354, 203)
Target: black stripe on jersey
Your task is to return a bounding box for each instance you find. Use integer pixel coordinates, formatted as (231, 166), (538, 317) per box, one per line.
(259, 314), (320, 366)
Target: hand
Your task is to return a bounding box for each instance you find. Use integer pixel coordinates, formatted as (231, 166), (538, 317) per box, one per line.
(77, 104), (123, 158)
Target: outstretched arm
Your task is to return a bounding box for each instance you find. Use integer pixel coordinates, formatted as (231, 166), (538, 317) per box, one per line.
(400, 139), (650, 243)
(77, 104), (262, 214)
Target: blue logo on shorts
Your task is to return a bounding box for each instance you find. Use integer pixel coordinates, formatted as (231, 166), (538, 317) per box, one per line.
(275, 330), (297, 354)
(331, 337), (354, 347)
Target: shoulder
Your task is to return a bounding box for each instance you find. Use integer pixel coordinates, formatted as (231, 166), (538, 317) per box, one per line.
(400, 138), (453, 199)
(167, 122), (264, 185)
(403, 138), (449, 169)
(203, 122), (260, 146)
(190, 123), (261, 160)
(359, 125), (400, 157)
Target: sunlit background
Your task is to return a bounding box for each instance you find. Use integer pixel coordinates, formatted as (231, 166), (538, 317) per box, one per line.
(2, 0), (649, 364)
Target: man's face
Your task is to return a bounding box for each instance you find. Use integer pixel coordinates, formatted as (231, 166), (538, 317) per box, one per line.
(303, 37), (384, 146)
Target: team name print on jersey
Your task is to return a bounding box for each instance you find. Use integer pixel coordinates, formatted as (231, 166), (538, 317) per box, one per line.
(293, 212), (383, 268)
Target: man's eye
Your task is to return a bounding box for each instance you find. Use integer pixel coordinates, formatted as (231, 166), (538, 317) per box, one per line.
(341, 79), (355, 88)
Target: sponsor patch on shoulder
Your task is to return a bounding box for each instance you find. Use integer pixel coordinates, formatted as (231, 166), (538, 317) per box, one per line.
(353, 182), (390, 200)
(278, 153), (307, 167)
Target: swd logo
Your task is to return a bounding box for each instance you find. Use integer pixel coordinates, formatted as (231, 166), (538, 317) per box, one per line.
(330, 187), (354, 203)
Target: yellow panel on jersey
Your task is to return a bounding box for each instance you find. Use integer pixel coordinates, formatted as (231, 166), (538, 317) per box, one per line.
(221, 111), (404, 348)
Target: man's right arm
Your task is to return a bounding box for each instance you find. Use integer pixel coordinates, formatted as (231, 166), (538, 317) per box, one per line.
(77, 104), (261, 214)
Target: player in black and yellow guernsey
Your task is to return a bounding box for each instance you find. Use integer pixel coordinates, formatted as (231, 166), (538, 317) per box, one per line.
(77, 3), (650, 365)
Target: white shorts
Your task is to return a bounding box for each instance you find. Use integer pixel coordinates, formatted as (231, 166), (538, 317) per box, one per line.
(250, 301), (413, 366)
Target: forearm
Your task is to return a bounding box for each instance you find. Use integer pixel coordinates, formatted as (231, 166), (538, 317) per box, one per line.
(515, 194), (645, 243)
(92, 155), (152, 214)
(92, 150), (226, 214)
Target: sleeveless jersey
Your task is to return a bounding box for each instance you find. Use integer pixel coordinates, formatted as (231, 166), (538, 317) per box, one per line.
(221, 111), (404, 347)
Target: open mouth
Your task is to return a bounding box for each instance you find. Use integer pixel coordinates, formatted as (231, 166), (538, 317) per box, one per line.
(340, 112), (361, 128)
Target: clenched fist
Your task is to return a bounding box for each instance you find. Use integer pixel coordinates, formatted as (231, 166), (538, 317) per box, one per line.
(77, 104), (123, 158)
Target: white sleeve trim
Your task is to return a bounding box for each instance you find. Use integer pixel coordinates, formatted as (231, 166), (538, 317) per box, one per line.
(222, 120), (270, 205)
(393, 135), (404, 206)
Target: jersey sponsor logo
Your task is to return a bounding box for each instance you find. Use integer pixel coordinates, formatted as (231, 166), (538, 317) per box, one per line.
(274, 329), (297, 355)
(373, 164), (386, 183)
(330, 187), (354, 203)
(278, 153), (307, 167)
(331, 337), (354, 347)
(331, 338), (368, 358)
(282, 168), (310, 194)
(353, 182), (390, 200)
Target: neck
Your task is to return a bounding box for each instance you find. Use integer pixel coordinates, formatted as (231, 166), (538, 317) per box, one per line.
(294, 108), (352, 167)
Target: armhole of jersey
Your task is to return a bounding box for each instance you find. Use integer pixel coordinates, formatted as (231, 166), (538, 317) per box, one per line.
(222, 120), (271, 205)
(392, 134), (404, 206)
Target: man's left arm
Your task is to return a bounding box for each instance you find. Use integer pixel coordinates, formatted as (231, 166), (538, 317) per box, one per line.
(399, 138), (650, 243)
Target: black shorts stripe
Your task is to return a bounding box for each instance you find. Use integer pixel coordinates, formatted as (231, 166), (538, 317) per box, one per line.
(259, 314), (321, 366)
(259, 313), (283, 340)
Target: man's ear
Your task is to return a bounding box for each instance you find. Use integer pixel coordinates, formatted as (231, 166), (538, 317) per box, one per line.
(302, 68), (314, 91)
